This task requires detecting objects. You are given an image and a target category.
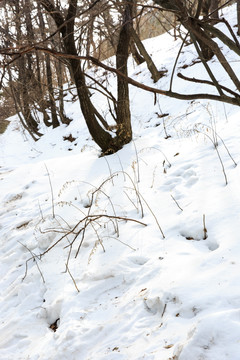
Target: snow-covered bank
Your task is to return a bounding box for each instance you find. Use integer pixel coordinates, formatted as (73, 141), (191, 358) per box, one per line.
(1, 4), (240, 360)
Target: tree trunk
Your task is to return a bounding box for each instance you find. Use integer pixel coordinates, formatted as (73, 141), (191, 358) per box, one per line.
(46, 54), (60, 128)
(14, 0), (41, 136)
(35, 50), (51, 126)
(129, 26), (163, 82)
(210, 0), (219, 23)
(39, 0), (134, 154)
(202, 0), (212, 18)
(130, 40), (145, 65)
(237, 0), (240, 35)
(56, 59), (72, 125)
(70, 57), (114, 152)
(114, 0), (133, 150)
(37, 2), (60, 128)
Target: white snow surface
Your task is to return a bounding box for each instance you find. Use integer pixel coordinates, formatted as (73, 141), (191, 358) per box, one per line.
(1, 5), (240, 360)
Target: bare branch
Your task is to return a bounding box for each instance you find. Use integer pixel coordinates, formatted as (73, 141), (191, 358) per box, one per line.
(2, 46), (240, 106)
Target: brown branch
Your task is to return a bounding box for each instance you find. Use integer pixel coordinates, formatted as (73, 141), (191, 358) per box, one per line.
(2, 46), (240, 106)
(177, 72), (240, 98)
(38, 212), (147, 259)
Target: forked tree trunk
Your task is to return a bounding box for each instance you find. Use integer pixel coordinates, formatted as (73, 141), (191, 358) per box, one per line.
(63, 0), (114, 153)
(39, 0), (133, 154)
(69, 57), (114, 152)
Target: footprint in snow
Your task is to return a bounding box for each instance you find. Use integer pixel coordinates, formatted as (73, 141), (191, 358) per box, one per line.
(163, 164), (198, 191)
(180, 229), (219, 252)
(128, 255), (149, 266)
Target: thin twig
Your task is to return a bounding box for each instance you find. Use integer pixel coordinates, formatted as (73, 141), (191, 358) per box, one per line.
(103, 156), (114, 185)
(195, 129), (228, 185)
(124, 190), (139, 212)
(171, 195), (183, 211)
(132, 139), (140, 183)
(38, 199), (44, 221)
(44, 163), (55, 219)
(138, 193), (165, 239)
(19, 241), (45, 283)
(115, 153), (126, 181)
(161, 303), (167, 318)
(169, 31), (189, 92)
(66, 263), (80, 293)
(102, 236), (137, 251)
(141, 147), (171, 167)
(200, 123), (237, 167)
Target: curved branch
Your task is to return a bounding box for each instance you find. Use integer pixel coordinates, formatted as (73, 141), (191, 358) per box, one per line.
(3, 46), (240, 106)
(177, 72), (240, 98)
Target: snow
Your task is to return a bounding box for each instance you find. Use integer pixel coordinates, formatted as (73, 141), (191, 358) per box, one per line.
(1, 4), (240, 360)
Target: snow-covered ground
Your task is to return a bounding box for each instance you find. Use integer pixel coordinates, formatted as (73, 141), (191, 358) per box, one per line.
(1, 5), (240, 360)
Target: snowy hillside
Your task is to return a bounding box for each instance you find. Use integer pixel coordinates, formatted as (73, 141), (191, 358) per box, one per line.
(1, 4), (240, 360)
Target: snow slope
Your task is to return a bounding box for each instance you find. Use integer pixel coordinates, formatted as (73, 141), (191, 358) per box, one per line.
(1, 5), (240, 360)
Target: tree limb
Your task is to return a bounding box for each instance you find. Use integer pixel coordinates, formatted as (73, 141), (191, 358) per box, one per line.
(2, 46), (240, 106)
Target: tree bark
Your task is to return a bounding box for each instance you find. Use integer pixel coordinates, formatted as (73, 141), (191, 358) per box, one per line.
(129, 26), (163, 82)
(46, 54), (60, 128)
(114, 0), (133, 150)
(37, 2), (60, 128)
(210, 0), (219, 23)
(14, 0), (42, 137)
(237, 0), (240, 35)
(39, 0), (116, 153)
(56, 59), (71, 125)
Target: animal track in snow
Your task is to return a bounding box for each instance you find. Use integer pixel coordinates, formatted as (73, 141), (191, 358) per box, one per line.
(181, 231), (219, 252)
(128, 255), (149, 266)
(176, 305), (201, 319)
(162, 163), (198, 193)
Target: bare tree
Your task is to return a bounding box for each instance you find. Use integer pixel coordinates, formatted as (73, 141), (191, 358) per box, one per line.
(12, 0), (42, 137)
(38, 0), (136, 154)
(154, 0), (240, 93)
(1, 0), (240, 152)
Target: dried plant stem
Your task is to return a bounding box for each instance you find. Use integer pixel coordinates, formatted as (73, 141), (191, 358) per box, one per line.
(195, 129), (228, 185)
(124, 190), (139, 212)
(19, 241), (45, 283)
(38, 213), (146, 261)
(103, 156), (114, 185)
(132, 139), (140, 182)
(138, 193), (165, 239)
(203, 123), (237, 167)
(65, 263), (80, 293)
(115, 153), (126, 181)
(161, 303), (167, 318)
(102, 236), (136, 251)
(44, 163), (55, 218)
(171, 195), (183, 211)
(203, 214), (208, 240)
(141, 147), (171, 168)
(74, 214), (147, 258)
(38, 199), (44, 221)
(118, 171), (144, 217)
